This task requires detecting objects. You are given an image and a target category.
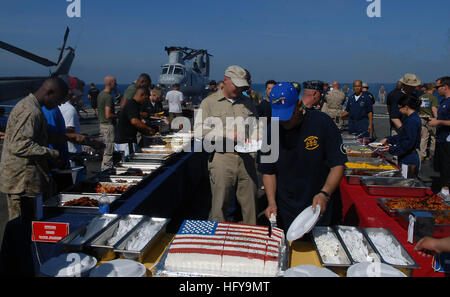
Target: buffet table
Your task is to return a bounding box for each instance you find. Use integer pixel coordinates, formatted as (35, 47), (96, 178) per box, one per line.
(339, 177), (446, 277)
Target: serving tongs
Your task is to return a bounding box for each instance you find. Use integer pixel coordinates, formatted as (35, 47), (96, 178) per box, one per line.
(373, 169), (398, 177)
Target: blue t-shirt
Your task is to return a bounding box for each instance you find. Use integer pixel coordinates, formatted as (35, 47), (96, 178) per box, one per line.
(436, 97), (450, 143)
(386, 112), (421, 166)
(258, 110), (347, 231)
(42, 106), (70, 165)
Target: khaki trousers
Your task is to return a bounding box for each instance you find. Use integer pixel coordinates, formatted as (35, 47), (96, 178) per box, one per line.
(100, 123), (115, 170)
(420, 118), (436, 159)
(208, 152), (258, 225)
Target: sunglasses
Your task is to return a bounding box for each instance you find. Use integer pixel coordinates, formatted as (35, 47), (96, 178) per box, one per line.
(435, 85), (444, 89)
(272, 97), (286, 104)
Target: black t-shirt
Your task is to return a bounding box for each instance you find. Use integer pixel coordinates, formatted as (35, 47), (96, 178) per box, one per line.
(387, 89), (405, 128)
(147, 101), (164, 114)
(256, 100), (272, 120)
(88, 87), (100, 100)
(258, 110), (348, 231)
(117, 99), (141, 144)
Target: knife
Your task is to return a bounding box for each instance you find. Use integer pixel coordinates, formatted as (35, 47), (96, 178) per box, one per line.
(269, 213), (277, 237)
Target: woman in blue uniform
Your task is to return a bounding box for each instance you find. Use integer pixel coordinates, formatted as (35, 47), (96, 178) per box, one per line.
(380, 94), (422, 176)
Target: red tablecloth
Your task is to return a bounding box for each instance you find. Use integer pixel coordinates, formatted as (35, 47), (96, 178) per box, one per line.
(339, 177), (447, 277)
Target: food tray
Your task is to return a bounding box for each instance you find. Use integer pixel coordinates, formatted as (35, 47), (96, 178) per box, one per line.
(59, 214), (120, 252)
(62, 181), (135, 195)
(345, 170), (402, 185)
(396, 210), (450, 238)
(377, 197), (450, 216)
(114, 217), (171, 262)
(153, 237), (290, 277)
(362, 177), (428, 197)
(362, 227), (419, 269)
(88, 214), (146, 260)
(114, 162), (163, 170)
(333, 225), (381, 264)
(344, 144), (378, 158)
(311, 226), (353, 267)
(43, 193), (121, 214)
(96, 175), (143, 184)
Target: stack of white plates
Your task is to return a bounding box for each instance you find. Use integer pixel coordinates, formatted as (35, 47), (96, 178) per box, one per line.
(284, 265), (339, 277)
(347, 262), (406, 277)
(89, 259), (147, 277)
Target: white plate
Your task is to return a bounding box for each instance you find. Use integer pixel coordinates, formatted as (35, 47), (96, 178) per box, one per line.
(286, 205), (321, 242)
(368, 142), (387, 148)
(40, 253), (97, 277)
(89, 259), (147, 277)
(284, 265), (339, 277)
(234, 140), (262, 153)
(347, 262), (406, 277)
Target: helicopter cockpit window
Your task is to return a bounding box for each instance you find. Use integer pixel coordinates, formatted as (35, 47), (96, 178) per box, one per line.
(162, 66), (169, 75)
(168, 65), (174, 74)
(174, 66), (184, 75)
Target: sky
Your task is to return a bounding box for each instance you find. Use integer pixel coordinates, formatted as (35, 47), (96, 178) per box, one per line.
(0, 0), (449, 85)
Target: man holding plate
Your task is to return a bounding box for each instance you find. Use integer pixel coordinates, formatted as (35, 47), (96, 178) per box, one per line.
(259, 81), (347, 231)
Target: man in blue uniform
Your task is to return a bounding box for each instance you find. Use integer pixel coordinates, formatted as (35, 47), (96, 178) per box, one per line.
(259, 81), (347, 231)
(340, 80), (374, 139)
(429, 76), (450, 199)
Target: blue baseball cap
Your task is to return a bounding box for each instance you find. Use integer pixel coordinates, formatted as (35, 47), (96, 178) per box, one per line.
(270, 82), (299, 121)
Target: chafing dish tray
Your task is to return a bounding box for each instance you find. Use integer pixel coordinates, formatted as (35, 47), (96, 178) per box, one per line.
(59, 214), (120, 252)
(114, 217), (171, 262)
(362, 177), (428, 197)
(344, 144), (378, 158)
(311, 226), (353, 267)
(88, 214), (146, 260)
(43, 193), (120, 214)
(333, 225), (381, 264)
(362, 227), (419, 269)
(377, 197), (450, 215)
(62, 181), (135, 195)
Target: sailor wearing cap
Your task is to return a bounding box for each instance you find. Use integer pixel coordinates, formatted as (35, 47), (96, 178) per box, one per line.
(194, 65), (259, 225)
(259, 81), (347, 231)
(340, 80), (374, 139)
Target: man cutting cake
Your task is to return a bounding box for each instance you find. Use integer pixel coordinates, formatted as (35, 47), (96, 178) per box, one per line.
(259, 81), (347, 232)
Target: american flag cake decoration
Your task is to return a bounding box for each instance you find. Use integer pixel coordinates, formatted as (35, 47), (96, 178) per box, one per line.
(164, 220), (285, 276)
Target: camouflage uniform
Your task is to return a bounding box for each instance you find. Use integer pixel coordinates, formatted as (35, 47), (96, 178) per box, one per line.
(0, 94), (59, 221)
(322, 89), (346, 128)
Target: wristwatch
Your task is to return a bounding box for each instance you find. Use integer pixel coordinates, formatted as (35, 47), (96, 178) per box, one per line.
(319, 190), (330, 201)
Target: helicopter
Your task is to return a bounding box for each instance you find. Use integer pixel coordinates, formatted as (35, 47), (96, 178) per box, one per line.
(0, 27), (75, 102)
(157, 46), (212, 102)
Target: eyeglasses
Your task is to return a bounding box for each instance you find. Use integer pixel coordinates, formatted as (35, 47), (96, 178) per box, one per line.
(272, 97), (286, 104)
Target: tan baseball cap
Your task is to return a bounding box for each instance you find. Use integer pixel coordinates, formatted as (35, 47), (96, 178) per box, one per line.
(399, 73), (421, 87)
(225, 65), (249, 88)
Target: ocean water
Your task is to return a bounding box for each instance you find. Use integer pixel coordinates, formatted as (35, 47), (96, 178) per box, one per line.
(1, 82), (396, 114)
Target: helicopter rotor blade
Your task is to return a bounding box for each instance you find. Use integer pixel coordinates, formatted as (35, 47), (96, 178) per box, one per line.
(0, 40), (57, 67)
(57, 27), (70, 64)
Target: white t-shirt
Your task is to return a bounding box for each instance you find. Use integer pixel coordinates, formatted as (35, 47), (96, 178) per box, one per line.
(59, 101), (81, 153)
(166, 90), (184, 113)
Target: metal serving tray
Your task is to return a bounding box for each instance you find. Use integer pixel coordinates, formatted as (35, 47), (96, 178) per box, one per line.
(311, 226), (353, 267)
(333, 225), (381, 264)
(153, 235), (290, 277)
(59, 214), (120, 252)
(96, 175), (143, 184)
(345, 170), (402, 185)
(362, 177), (428, 197)
(88, 214), (146, 260)
(115, 162), (163, 170)
(114, 217), (171, 262)
(376, 197), (450, 216)
(43, 193), (120, 214)
(62, 181), (135, 195)
(396, 211), (450, 239)
(362, 227), (419, 269)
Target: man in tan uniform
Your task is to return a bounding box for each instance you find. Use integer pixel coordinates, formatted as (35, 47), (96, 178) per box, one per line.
(0, 77), (68, 276)
(194, 65), (259, 225)
(322, 81), (346, 129)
